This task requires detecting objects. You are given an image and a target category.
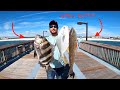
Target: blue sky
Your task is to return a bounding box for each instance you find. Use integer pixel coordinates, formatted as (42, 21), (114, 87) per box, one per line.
(0, 11), (120, 38)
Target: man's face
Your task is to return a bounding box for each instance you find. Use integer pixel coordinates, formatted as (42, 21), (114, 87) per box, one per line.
(49, 25), (58, 36)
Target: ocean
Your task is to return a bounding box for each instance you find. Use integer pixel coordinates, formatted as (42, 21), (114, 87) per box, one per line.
(0, 40), (120, 47)
(0, 40), (30, 47)
(89, 40), (120, 47)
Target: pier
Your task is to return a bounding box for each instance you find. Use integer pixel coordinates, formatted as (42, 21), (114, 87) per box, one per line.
(0, 40), (120, 79)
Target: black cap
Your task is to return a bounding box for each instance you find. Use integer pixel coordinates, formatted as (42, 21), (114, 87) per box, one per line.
(49, 20), (58, 29)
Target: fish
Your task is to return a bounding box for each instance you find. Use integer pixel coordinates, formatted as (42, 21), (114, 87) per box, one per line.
(56, 26), (70, 64)
(56, 26), (78, 79)
(69, 27), (78, 78)
(34, 34), (54, 68)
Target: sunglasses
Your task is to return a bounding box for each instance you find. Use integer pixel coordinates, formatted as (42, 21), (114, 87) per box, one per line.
(49, 25), (57, 28)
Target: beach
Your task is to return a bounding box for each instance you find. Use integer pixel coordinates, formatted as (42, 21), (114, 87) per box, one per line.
(0, 37), (120, 42)
(0, 38), (35, 42)
(78, 38), (120, 42)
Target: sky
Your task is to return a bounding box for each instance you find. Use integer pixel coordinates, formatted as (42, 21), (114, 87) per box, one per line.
(0, 11), (120, 38)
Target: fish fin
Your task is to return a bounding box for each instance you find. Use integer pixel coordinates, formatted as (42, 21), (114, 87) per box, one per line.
(66, 46), (69, 53)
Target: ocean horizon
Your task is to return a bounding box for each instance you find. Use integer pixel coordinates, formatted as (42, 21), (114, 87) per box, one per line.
(89, 40), (120, 47)
(0, 38), (120, 47)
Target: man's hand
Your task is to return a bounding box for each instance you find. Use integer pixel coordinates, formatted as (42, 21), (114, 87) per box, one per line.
(68, 69), (75, 79)
(69, 72), (75, 79)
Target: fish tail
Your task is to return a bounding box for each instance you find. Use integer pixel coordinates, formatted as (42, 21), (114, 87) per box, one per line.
(70, 72), (75, 79)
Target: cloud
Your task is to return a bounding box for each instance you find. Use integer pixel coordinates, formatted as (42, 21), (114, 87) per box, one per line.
(3, 22), (11, 30)
(11, 11), (57, 24)
(8, 21), (50, 31)
(59, 22), (118, 37)
(1, 21), (119, 37)
(109, 26), (120, 28)
(0, 26), (2, 30)
(14, 26), (22, 29)
(19, 21), (49, 27)
(100, 29), (119, 37)
(21, 29), (50, 37)
(57, 17), (67, 19)
(14, 17), (45, 23)
(18, 11), (57, 18)
(59, 23), (100, 36)
(0, 31), (15, 37)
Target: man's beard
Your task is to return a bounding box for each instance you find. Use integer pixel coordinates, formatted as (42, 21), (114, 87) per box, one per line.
(50, 31), (58, 36)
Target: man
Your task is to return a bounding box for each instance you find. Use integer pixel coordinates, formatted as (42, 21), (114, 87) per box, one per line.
(46, 20), (70, 79)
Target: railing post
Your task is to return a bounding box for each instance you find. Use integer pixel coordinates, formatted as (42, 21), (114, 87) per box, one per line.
(79, 41), (120, 69)
(2, 50), (6, 63)
(0, 41), (34, 66)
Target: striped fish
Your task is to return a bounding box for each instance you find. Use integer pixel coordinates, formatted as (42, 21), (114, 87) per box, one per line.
(34, 35), (53, 68)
